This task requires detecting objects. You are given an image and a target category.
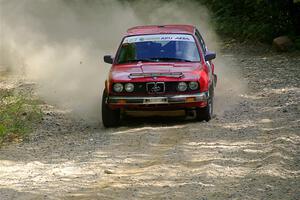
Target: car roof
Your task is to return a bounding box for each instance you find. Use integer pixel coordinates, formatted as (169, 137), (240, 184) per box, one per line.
(126, 24), (196, 36)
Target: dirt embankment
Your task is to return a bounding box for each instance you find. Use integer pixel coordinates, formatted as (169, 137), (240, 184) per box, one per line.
(0, 43), (299, 200)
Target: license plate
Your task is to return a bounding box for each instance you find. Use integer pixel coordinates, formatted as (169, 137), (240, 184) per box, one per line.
(144, 97), (167, 104)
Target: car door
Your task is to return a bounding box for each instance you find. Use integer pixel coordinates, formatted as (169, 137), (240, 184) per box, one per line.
(195, 29), (213, 87)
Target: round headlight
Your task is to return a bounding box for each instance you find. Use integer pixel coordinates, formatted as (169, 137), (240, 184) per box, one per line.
(125, 83), (134, 92)
(189, 81), (199, 90)
(177, 82), (187, 92)
(113, 83), (123, 93)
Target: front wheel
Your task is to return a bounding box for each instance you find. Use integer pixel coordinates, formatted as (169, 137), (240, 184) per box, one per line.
(102, 90), (120, 127)
(196, 87), (214, 122)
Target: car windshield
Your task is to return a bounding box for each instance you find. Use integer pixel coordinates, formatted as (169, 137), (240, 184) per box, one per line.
(116, 34), (200, 64)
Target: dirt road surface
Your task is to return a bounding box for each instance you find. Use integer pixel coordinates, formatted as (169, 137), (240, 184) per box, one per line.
(0, 43), (299, 200)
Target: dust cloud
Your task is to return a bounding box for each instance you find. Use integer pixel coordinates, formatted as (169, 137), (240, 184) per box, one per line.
(0, 0), (246, 123)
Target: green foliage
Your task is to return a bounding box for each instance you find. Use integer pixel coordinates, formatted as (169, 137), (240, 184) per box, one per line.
(197, 0), (298, 42)
(294, 36), (300, 49)
(0, 90), (42, 145)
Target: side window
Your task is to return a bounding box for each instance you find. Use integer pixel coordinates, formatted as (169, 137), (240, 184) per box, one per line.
(195, 30), (206, 54)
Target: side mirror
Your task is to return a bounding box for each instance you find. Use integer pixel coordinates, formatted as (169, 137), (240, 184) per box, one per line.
(103, 55), (114, 64)
(205, 51), (216, 61)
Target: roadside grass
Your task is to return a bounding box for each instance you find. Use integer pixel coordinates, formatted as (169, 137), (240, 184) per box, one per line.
(0, 88), (42, 146)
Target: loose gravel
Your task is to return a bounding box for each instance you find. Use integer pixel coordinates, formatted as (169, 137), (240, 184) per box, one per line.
(0, 43), (299, 200)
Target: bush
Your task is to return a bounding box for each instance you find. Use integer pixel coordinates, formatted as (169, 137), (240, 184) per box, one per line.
(0, 89), (42, 145)
(197, 0), (299, 42)
(295, 36), (300, 50)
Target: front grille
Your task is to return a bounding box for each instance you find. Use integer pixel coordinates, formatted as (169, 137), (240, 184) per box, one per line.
(165, 82), (179, 93)
(135, 82), (180, 94)
(146, 82), (165, 94)
(113, 82), (198, 95)
(133, 82), (147, 93)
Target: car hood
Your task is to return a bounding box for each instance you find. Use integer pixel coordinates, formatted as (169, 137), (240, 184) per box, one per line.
(110, 62), (201, 81)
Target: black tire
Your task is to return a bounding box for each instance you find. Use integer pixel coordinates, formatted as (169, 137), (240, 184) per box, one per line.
(196, 87), (214, 122)
(213, 74), (217, 87)
(102, 90), (120, 127)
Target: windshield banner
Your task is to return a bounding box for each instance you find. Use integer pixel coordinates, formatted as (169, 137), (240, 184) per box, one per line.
(123, 34), (195, 43)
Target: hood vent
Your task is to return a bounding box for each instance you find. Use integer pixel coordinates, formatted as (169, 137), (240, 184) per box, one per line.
(129, 72), (184, 79)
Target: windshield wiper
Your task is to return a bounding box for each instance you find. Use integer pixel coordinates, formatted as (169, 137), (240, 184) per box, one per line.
(149, 57), (192, 62)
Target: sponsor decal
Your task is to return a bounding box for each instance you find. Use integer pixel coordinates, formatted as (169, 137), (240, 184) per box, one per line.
(123, 34), (194, 44)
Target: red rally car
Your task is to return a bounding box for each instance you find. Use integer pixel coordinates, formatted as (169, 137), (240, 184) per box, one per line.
(102, 25), (217, 127)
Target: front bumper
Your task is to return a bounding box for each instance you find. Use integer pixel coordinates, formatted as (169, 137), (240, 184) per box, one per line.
(106, 92), (208, 105)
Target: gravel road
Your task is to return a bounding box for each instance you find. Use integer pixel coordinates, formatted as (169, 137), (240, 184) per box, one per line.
(0, 43), (299, 200)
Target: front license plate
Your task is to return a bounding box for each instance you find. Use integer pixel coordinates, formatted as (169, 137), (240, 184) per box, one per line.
(144, 97), (168, 104)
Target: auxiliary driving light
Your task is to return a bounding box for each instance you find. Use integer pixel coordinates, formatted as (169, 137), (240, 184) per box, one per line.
(185, 97), (196, 103)
(177, 82), (187, 92)
(125, 83), (134, 92)
(113, 83), (123, 93)
(189, 81), (199, 90)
